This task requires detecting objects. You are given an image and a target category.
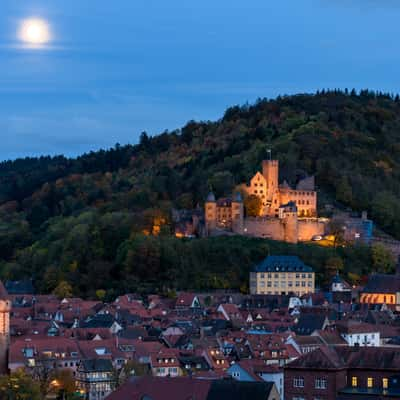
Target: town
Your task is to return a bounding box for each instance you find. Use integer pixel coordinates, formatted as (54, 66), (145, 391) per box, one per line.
(1, 251), (400, 399)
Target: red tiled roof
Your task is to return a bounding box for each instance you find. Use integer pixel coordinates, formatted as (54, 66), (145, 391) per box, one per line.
(106, 376), (211, 400)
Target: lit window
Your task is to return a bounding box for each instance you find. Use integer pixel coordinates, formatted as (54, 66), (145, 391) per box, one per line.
(367, 377), (373, 388)
(352, 377), (357, 387)
(383, 378), (388, 389)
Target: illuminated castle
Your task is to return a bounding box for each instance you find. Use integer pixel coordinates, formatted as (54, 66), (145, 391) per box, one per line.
(205, 159), (325, 244)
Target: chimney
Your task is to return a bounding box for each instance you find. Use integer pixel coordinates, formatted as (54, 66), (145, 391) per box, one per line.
(361, 211), (368, 221)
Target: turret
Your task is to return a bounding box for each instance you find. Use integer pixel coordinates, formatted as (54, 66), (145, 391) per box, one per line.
(0, 281), (11, 374)
(205, 192), (217, 234)
(280, 201), (298, 244)
(231, 192), (244, 233)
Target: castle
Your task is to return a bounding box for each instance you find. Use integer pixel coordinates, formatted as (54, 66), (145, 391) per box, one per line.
(205, 159), (326, 244)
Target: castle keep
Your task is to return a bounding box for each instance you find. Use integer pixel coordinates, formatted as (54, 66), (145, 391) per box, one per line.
(205, 159), (326, 244)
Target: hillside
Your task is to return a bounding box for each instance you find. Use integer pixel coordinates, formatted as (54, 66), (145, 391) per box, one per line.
(0, 90), (399, 298)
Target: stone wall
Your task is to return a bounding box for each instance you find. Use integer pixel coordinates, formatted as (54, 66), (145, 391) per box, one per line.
(298, 219), (326, 241)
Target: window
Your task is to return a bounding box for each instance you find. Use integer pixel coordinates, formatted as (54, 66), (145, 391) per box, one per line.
(293, 377), (304, 388)
(352, 377), (357, 387)
(232, 372), (240, 378)
(367, 377), (373, 388)
(383, 378), (388, 389)
(315, 378), (327, 389)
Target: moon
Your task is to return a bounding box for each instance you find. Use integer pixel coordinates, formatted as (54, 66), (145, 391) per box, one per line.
(19, 18), (51, 46)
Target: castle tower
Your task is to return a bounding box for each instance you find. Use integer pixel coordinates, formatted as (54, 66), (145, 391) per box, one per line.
(282, 201), (299, 244)
(262, 159), (279, 198)
(0, 282), (11, 374)
(231, 192), (244, 234)
(205, 192), (217, 234)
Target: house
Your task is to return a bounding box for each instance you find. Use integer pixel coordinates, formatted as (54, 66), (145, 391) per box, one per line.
(250, 256), (315, 296)
(76, 359), (115, 400)
(286, 335), (324, 354)
(360, 256), (400, 311)
(293, 313), (329, 336)
(217, 303), (243, 322)
(336, 321), (380, 347)
(175, 293), (201, 310)
(150, 349), (183, 377)
(284, 346), (400, 400)
(227, 360), (284, 400)
(106, 376), (280, 400)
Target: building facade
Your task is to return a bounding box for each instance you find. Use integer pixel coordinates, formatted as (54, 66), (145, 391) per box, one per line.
(250, 256), (315, 296)
(205, 159), (326, 244)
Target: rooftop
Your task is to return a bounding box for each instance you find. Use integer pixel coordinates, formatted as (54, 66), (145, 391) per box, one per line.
(255, 255), (313, 273)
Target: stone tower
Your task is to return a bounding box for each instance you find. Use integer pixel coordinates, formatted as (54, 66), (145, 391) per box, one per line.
(0, 281), (10, 374)
(231, 192), (244, 234)
(262, 159), (279, 196)
(282, 201), (299, 244)
(205, 192), (217, 234)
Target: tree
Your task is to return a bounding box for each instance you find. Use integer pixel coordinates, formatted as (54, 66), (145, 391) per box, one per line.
(325, 257), (344, 280)
(0, 369), (41, 400)
(53, 281), (73, 299)
(327, 219), (345, 248)
(95, 289), (106, 301)
(371, 243), (395, 273)
(244, 195), (262, 217)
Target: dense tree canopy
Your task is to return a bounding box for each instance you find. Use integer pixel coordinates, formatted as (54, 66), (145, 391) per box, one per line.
(0, 90), (399, 297)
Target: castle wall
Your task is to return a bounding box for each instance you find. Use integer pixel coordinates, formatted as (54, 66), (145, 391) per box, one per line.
(243, 218), (285, 241)
(297, 220), (326, 241)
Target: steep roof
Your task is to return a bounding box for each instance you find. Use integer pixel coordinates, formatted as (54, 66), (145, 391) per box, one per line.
(362, 273), (400, 294)
(255, 255), (313, 273)
(287, 346), (400, 371)
(286, 345), (346, 370)
(0, 281), (10, 301)
(207, 380), (275, 400)
(80, 358), (113, 372)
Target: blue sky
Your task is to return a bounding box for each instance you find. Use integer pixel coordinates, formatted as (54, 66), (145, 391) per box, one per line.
(1, 0), (400, 160)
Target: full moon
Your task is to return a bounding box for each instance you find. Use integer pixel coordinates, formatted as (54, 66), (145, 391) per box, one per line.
(19, 18), (51, 45)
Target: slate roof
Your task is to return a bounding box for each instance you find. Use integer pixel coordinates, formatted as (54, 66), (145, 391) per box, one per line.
(207, 380), (275, 400)
(255, 255), (313, 273)
(362, 274), (400, 294)
(80, 358), (113, 372)
(294, 314), (328, 335)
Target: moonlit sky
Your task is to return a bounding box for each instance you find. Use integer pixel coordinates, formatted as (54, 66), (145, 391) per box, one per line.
(1, 0), (400, 161)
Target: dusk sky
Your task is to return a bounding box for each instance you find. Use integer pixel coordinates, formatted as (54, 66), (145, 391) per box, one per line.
(1, 0), (399, 161)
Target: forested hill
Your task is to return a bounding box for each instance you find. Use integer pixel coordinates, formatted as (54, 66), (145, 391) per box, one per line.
(1, 90), (399, 298)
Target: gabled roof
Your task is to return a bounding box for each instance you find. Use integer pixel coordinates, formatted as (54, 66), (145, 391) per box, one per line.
(255, 256), (313, 273)
(286, 345), (346, 370)
(294, 314), (328, 336)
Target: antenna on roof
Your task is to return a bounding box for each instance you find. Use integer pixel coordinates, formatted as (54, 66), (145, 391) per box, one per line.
(267, 149), (272, 160)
